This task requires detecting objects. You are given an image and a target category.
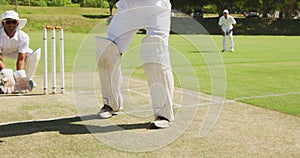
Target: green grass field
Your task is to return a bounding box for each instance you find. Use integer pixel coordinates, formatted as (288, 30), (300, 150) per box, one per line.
(127, 34), (300, 116)
(1, 5), (299, 116)
(216, 35), (300, 116)
(0, 6), (299, 157)
(18, 32), (300, 117)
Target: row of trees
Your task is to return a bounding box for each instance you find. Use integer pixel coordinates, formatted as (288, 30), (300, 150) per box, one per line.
(0, 0), (117, 14)
(171, 0), (300, 19)
(1, 0), (299, 18)
(0, 0), (109, 7)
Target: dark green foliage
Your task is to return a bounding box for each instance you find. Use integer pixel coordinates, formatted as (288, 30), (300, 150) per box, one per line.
(193, 17), (300, 35)
(5, 0), (108, 7)
(3, 0), (299, 19)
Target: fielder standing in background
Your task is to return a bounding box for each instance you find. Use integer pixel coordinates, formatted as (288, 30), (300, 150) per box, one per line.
(95, 0), (174, 129)
(0, 10), (41, 94)
(218, 9), (237, 52)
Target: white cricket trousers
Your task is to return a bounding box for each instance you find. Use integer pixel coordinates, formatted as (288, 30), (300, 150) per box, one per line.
(107, 0), (171, 52)
(222, 27), (234, 50)
(105, 0), (174, 121)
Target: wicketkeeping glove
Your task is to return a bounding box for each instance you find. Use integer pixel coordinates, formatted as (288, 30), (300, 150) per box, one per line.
(0, 69), (16, 94)
(14, 70), (33, 94)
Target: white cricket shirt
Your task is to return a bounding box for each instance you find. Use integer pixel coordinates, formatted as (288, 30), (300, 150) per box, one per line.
(218, 15), (236, 30)
(0, 27), (31, 55)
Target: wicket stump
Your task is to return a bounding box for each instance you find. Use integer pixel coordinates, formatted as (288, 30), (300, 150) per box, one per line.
(43, 26), (65, 94)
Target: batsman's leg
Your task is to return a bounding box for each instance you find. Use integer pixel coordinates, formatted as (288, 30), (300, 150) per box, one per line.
(95, 37), (123, 118)
(141, 35), (174, 126)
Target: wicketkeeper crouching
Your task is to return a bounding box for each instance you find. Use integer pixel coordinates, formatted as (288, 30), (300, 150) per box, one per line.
(0, 10), (40, 94)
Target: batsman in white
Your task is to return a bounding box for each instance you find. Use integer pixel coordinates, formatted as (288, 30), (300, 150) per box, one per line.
(218, 9), (237, 52)
(0, 10), (41, 94)
(95, 0), (174, 129)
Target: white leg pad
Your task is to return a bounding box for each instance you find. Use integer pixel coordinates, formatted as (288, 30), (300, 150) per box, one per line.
(25, 48), (41, 80)
(96, 37), (123, 111)
(141, 35), (174, 122)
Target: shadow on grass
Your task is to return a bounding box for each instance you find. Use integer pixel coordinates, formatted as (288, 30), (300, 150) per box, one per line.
(82, 14), (111, 19)
(0, 114), (150, 138)
(0, 93), (45, 97)
(190, 51), (221, 54)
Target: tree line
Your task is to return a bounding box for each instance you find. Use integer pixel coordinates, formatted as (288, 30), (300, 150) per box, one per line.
(172, 0), (299, 19)
(1, 0), (299, 19)
(0, 0), (108, 8)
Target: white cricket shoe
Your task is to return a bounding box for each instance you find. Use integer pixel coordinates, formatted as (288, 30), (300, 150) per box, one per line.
(230, 48), (234, 52)
(98, 104), (114, 119)
(150, 116), (170, 129)
(221, 49), (226, 52)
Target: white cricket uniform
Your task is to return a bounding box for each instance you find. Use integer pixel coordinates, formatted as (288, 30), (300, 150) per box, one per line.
(218, 15), (236, 51)
(100, 0), (174, 121)
(107, 0), (171, 52)
(0, 27), (32, 58)
(0, 27), (40, 79)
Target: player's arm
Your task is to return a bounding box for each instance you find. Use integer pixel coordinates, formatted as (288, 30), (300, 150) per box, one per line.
(0, 53), (7, 70)
(229, 23), (236, 33)
(16, 35), (30, 70)
(219, 25), (225, 36)
(229, 17), (237, 33)
(0, 53), (15, 94)
(16, 52), (26, 70)
(218, 18), (225, 36)
(232, 23), (237, 29)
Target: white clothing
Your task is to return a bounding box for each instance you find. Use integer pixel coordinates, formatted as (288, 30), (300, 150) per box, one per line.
(218, 15), (236, 51)
(0, 27), (40, 79)
(1, 10), (27, 29)
(0, 27), (33, 59)
(98, 0), (174, 121)
(107, 0), (171, 52)
(218, 15), (236, 31)
(222, 32), (234, 51)
(140, 35), (174, 121)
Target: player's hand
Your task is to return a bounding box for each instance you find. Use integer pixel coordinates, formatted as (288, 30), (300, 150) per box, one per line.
(222, 31), (226, 36)
(0, 69), (15, 94)
(14, 70), (33, 94)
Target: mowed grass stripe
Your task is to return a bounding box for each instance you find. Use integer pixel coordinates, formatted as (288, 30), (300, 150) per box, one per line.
(215, 35), (300, 116)
(5, 32), (300, 116)
(1, 6), (299, 117)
